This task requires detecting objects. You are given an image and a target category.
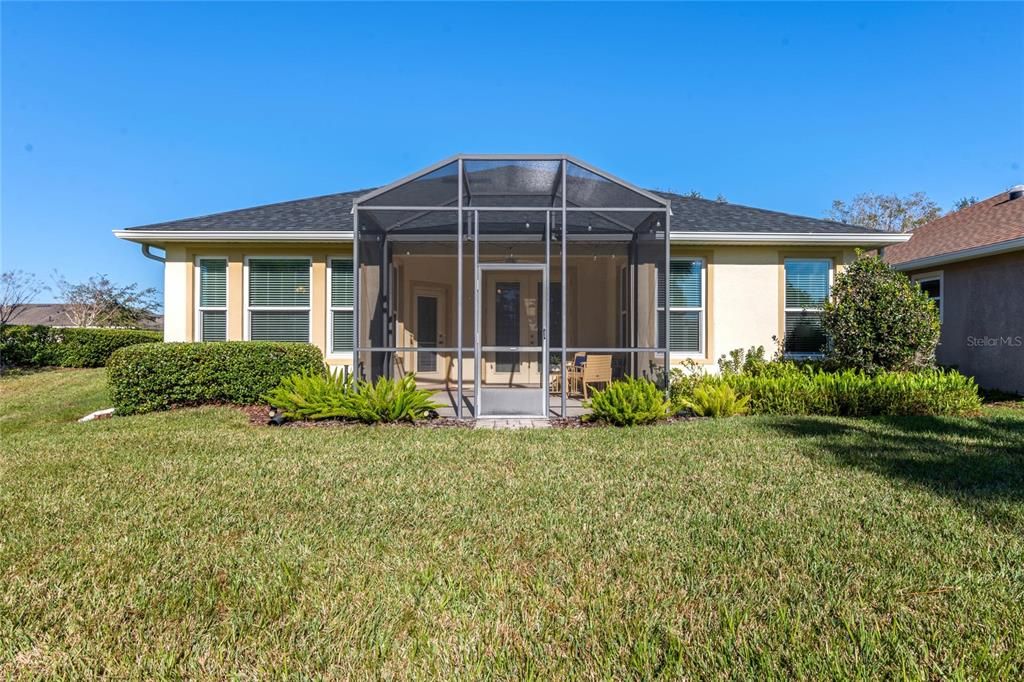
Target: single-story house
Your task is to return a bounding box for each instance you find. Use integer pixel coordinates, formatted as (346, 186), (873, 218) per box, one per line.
(115, 154), (908, 417)
(884, 185), (1024, 395)
(10, 303), (163, 331)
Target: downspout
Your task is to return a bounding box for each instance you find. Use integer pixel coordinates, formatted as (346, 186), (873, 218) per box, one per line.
(141, 244), (166, 263)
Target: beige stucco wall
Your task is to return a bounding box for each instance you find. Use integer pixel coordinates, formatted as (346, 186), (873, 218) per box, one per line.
(905, 250), (1024, 394)
(162, 244), (353, 366)
(160, 242), (856, 371)
(688, 245), (855, 368)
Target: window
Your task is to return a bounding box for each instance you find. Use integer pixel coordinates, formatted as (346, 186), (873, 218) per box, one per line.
(329, 257), (354, 354)
(913, 272), (943, 322)
(784, 258), (831, 355)
(659, 258), (705, 354)
(246, 257), (311, 342)
(196, 258), (227, 341)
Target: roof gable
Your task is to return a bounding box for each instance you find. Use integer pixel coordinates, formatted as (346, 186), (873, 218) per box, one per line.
(884, 190), (1024, 265)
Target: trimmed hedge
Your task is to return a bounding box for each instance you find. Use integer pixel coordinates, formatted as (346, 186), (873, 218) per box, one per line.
(0, 325), (162, 369)
(107, 341), (326, 415)
(685, 364), (982, 417)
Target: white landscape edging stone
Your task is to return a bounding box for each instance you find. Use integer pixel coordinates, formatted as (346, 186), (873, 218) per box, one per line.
(78, 408), (115, 423)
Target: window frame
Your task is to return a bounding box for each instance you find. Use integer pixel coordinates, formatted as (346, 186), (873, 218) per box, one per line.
(326, 255), (355, 360)
(194, 256), (228, 342)
(243, 255), (313, 343)
(911, 270), (944, 323)
(662, 256), (707, 358)
(783, 257), (833, 359)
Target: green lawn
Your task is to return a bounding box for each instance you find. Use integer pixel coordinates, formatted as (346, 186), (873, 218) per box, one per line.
(2, 369), (1023, 679)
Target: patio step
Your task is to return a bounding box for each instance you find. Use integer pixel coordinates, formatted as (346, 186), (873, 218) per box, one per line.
(473, 418), (550, 430)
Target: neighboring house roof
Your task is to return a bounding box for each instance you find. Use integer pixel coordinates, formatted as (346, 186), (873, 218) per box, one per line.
(885, 187), (1024, 270)
(10, 304), (163, 330)
(116, 188), (887, 238)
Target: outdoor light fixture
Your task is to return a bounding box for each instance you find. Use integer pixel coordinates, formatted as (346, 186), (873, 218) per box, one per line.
(267, 408), (286, 426)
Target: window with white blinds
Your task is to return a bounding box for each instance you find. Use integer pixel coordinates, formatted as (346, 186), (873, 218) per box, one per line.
(246, 258), (311, 342)
(197, 258), (227, 342)
(784, 258), (831, 355)
(329, 258), (354, 354)
(658, 258), (705, 354)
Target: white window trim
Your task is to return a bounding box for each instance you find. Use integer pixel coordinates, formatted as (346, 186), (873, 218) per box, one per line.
(662, 256), (706, 358)
(911, 270), (944, 323)
(194, 256), (228, 342)
(326, 255), (355, 360)
(784, 257), (833, 359)
(243, 255), (313, 342)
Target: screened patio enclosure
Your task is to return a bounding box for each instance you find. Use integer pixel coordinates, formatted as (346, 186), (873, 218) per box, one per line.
(352, 155), (672, 418)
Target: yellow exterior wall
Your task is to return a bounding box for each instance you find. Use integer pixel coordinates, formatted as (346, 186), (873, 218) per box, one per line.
(161, 242), (857, 370)
(162, 245), (190, 342)
(672, 245), (855, 369)
(169, 244), (353, 367)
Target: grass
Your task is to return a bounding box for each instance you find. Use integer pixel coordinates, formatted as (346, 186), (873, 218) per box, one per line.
(1, 369), (1023, 679)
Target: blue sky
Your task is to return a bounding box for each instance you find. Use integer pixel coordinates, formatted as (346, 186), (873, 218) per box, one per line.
(3, 2), (1022, 301)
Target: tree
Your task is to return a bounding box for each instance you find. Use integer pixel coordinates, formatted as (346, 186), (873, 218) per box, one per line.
(821, 253), (940, 373)
(54, 273), (160, 328)
(951, 196), (978, 212)
(1, 270), (46, 327)
(683, 190), (728, 202)
(826, 192), (941, 232)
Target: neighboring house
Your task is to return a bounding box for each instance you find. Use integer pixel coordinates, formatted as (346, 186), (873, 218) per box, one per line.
(884, 185), (1024, 395)
(11, 303), (164, 331)
(114, 154), (907, 417)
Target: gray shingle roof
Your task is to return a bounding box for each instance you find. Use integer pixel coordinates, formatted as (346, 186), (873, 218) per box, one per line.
(123, 188), (880, 235)
(655, 192), (881, 234)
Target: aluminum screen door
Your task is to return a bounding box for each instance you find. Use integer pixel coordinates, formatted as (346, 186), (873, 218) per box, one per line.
(475, 263), (548, 417)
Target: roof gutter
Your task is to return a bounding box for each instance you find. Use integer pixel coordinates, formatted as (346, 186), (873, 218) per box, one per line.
(668, 232), (911, 246)
(890, 236), (1024, 271)
(114, 229), (908, 248)
(113, 230), (355, 244)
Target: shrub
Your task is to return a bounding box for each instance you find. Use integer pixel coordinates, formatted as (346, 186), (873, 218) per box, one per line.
(668, 359), (705, 406)
(53, 327), (162, 367)
(717, 345), (769, 376)
(712, 366), (980, 417)
(822, 254), (940, 373)
(0, 325), (161, 369)
(0, 325), (59, 367)
(676, 383), (749, 418)
(264, 370), (442, 423)
(107, 342), (325, 415)
(583, 377), (671, 426)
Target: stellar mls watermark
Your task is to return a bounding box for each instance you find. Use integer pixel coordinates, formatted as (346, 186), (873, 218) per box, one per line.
(966, 335), (1023, 348)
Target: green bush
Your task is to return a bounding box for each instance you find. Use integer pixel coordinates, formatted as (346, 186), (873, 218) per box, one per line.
(583, 377), (671, 426)
(0, 325), (60, 367)
(54, 327), (162, 367)
(0, 325), (161, 369)
(264, 370), (442, 423)
(822, 254), (941, 373)
(695, 365), (981, 417)
(107, 342), (326, 415)
(676, 383), (749, 418)
(717, 345), (770, 376)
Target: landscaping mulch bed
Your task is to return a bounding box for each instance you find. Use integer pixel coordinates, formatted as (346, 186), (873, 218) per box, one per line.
(240, 405), (473, 428)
